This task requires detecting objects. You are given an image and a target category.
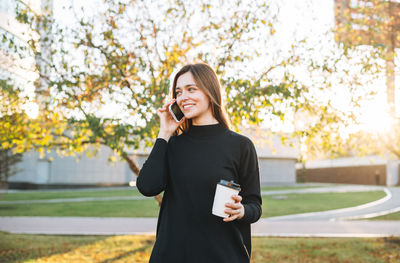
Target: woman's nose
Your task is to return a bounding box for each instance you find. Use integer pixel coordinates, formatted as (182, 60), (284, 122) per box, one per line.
(176, 93), (186, 104)
(180, 90), (189, 101)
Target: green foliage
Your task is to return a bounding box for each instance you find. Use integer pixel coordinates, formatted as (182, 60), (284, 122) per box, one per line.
(7, 0), (288, 164)
(2, 0), (390, 169)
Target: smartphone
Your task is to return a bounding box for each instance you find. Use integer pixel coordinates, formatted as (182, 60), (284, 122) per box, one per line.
(168, 101), (185, 122)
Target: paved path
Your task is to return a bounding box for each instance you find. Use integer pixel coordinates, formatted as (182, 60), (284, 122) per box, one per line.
(0, 184), (388, 205)
(2, 185), (397, 221)
(1, 184), (399, 237)
(0, 216), (399, 237)
(266, 187), (400, 221)
(261, 185), (386, 196)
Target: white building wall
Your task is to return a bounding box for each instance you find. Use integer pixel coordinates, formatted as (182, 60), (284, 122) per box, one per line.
(11, 151), (39, 183)
(10, 132), (299, 186)
(47, 146), (125, 184)
(387, 159), (400, 186)
(259, 158), (296, 184)
(10, 147), (297, 186)
(297, 155), (387, 169)
(10, 146), (129, 185)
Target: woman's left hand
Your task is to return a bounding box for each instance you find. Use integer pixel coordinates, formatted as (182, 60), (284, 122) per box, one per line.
(223, 195), (244, 222)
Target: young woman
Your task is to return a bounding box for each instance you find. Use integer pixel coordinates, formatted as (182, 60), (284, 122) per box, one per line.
(137, 63), (262, 263)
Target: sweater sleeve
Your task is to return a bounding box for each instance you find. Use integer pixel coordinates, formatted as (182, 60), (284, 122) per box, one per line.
(237, 137), (262, 224)
(136, 138), (169, 197)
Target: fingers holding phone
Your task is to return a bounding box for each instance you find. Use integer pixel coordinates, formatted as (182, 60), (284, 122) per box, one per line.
(168, 101), (185, 123)
(157, 99), (173, 116)
(157, 98), (185, 141)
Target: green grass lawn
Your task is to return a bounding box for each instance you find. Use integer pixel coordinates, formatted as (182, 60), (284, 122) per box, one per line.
(0, 189), (142, 201)
(0, 191), (386, 218)
(0, 185), (323, 202)
(0, 231), (399, 263)
(368, 211), (400, 221)
(264, 191), (386, 218)
(260, 185), (326, 191)
(0, 199), (160, 217)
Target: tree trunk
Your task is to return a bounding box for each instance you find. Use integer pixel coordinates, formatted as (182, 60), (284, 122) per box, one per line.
(386, 46), (395, 118)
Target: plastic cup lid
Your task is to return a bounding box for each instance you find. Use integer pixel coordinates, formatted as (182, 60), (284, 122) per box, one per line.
(218, 179), (241, 191)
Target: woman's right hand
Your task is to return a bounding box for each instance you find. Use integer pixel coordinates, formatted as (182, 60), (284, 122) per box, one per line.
(157, 98), (185, 142)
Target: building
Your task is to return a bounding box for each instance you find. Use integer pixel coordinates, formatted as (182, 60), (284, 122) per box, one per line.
(9, 146), (132, 189)
(132, 128), (299, 186)
(297, 156), (400, 186)
(9, 129), (299, 188)
(236, 127), (299, 185)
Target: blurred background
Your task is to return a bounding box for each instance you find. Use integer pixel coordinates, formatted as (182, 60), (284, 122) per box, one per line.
(1, 1), (400, 262)
(1, 0), (400, 189)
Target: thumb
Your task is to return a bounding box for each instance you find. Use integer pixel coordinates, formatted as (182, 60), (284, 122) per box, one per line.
(156, 108), (162, 117)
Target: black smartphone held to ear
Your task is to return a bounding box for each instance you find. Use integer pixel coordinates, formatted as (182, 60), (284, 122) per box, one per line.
(168, 101), (185, 122)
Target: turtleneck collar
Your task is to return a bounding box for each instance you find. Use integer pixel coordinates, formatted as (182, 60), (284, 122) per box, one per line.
(186, 122), (228, 138)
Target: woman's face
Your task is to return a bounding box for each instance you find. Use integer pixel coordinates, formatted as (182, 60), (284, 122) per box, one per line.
(175, 71), (213, 124)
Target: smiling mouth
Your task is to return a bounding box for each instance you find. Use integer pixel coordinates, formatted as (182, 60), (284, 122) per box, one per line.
(183, 104), (195, 110)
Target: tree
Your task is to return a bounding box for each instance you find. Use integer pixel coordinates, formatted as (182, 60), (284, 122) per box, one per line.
(335, 0), (400, 114)
(4, 0), (295, 205)
(0, 79), (26, 192)
(1, 0), (385, 203)
(329, 0), (400, 162)
(0, 148), (23, 192)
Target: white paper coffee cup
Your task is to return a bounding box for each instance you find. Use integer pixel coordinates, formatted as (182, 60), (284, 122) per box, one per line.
(212, 180), (241, 218)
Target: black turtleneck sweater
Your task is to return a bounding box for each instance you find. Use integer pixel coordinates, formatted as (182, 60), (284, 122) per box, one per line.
(137, 123), (262, 263)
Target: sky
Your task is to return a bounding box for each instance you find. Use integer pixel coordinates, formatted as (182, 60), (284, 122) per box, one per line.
(20, 0), (400, 135)
(259, 0), (399, 134)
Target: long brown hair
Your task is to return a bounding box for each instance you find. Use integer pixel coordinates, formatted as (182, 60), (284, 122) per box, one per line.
(171, 63), (231, 136)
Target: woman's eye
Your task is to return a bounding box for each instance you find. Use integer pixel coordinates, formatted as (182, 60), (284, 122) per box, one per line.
(189, 87), (196, 91)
